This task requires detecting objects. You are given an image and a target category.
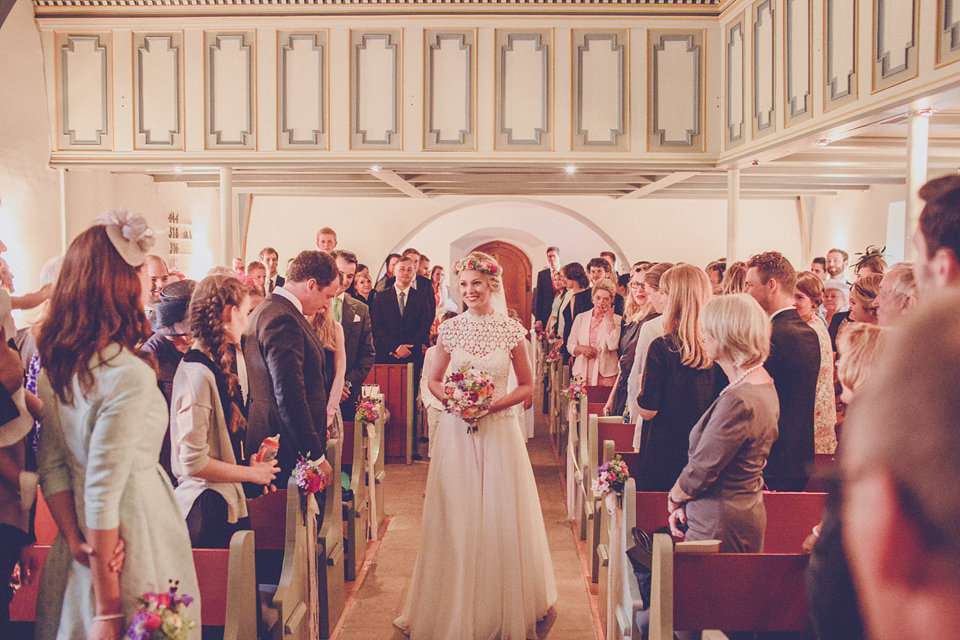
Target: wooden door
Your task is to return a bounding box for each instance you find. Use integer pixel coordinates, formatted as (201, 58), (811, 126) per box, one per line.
(473, 241), (532, 330)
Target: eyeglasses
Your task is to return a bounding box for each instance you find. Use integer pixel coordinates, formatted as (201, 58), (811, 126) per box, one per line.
(629, 282), (644, 290)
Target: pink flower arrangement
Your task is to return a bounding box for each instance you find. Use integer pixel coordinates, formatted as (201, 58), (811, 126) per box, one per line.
(126, 581), (194, 640)
(453, 256), (501, 276)
(591, 455), (631, 495)
(293, 457), (328, 494)
(545, 344), (563, 363)
(442, 365), (495, 433)
(355, 396), (380, 424)
(562, 377), (587, 401)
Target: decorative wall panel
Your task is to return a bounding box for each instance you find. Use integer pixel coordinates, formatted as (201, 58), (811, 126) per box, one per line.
(56, 32), (112, 150)
(572, 29), (628, 151)
(351, 29), (402, 150)
(204, 31), (256, 150)
(495, 29), (553, 151)
(784, 0), (812, 126)
(824, 0), (858, 111)
(423, 29), (476, 151)
(873, 0), (919, 92)
(725, 16), (746, 149)
(277, 30), (327, 150)
(648, 29), (704, 152)
(752, 0), (776, 138)
(133, 32), (183, 150)
(937, 0), (960, 67)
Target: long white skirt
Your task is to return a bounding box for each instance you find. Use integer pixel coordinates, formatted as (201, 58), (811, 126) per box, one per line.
(395, 407), (558, 639)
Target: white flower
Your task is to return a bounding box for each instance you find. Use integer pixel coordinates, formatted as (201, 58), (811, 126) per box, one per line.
(94, 208), (155, 254)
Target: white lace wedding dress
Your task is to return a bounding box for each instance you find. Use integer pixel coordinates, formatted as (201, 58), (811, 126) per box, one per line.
(395, 310), (558, 639)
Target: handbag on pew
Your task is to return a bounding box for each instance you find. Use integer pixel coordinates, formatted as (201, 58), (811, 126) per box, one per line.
(626, 525), (672, 609)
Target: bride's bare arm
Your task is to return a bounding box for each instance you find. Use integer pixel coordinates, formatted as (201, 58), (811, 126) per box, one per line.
(427, 335), (452, 403)
(487, 340), (533, 414)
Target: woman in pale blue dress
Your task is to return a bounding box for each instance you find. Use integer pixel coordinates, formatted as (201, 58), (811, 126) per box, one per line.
(35, 211), (200, 640)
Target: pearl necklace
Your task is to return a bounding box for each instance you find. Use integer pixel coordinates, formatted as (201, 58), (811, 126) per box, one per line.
(718, 363), (763, 396)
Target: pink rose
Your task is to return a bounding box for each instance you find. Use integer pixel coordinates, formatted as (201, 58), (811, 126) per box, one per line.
(144, 613), (163, 631)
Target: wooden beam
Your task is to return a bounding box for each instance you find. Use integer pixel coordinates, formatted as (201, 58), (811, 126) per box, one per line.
(618, 172), (701, 199)
(369, 169), (429, 198)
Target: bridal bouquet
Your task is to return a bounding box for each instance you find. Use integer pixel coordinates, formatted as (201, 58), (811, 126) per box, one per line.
(293, 456), (328, 494)
(592, 455), (631, 495)
(355, 396), (380, 425)
(125, 581), (195, 640)
(442, 366), (495, 433)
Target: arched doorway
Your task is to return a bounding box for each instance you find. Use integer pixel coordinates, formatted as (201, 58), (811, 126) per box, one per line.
(473, 241), (532, 330)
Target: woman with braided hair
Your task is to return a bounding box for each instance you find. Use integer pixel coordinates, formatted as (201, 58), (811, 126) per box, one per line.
(395, 251), (556, 639)
(170, 275), (278, 548)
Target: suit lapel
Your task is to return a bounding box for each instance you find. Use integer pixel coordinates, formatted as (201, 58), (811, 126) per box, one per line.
(267, 293), (324, 353)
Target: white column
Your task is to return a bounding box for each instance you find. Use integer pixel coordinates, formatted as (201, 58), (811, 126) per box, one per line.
(727, 168), (741, 262)
(59, 167), (68, 254)
(219, 167), (233, 266)
(905, 111), (930, 260)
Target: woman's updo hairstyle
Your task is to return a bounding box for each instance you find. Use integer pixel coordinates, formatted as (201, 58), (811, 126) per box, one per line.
(454, 251), (502, 293)
(188, 275), (250, 375)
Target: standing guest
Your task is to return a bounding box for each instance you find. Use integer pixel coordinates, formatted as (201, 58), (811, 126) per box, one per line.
(417, 254), (430, 279)
(545, 270), (566, 338)
(667, 293), (778, 553)
(170, 276), (279, 548)
(912, 175), (960, 291)
(243, 250), (337, 485)
(744, 251), (820, 491)
(628, 263), (672, 432)
(534, 246), (562, 331)
(232, 258), (245, 278)
(719, 261), (747, 294)
(706, 259), (726, 293)
(811, 257), (828, 281)
(795, 272), (838, 454)
(586, 257), (610, 285)
(585, 257), (623, 315)
(558, 263), (589, 354)
(874, 262), (917, 327)
(616, 273), (630, 300)
(141, 279), (196, 481)
(259, 247), (284, 292)
(371, 256), (432, 377)
(846, 274), (881, 326)
(636, 265), (723, 491)
(824, 281), (850, 350)
(604, 266), (657, 419)
(826, 248), (849, 283)
(246, 260), (267, 292)
(375, 253), (401, 293)
(430, 265), (457, 316)
(852, 246), (887, 278)
(35, 210), (200, 639)
(383, 249), (432, 292)
(566, 279), (621, 386)
(145, 254), (170, 309)
(316, 227), (337, 253)
(353, 269), (375, 307)
(600, 251), (620, 276)
(331, 250), (375, 418)
(310, 281), (346, 445)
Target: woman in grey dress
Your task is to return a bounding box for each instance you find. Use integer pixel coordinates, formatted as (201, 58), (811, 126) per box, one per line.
(35, 211), (200, 640)
(667, 293), (780, 553)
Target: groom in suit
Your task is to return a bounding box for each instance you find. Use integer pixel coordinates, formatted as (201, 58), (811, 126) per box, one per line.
(331, 249), (376, 416)
(745, 251), (820, 491)
(244, 250), (340, 485)
(372, 255), (432, 376)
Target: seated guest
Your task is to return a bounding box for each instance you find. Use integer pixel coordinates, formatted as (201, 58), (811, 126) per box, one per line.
(141, 279), (196, 481)
(824, 280), (850, 350)
(567, 278), (621, 386)
(171, 275), (279, 548)
(628, 263), (672, 433)
(719, 260), (746, 294)
(794, 271), (838, 454)
(636, 265), (724, 490)
(874, 262), (916, 327)
(805, 323), (886, 640)
(667, 293), (778, 553)
(852, 246), (887, 278)
(353, 269), (375, 306)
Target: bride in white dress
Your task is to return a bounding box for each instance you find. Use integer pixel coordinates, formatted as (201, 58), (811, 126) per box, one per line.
(395, 251), (558, 639)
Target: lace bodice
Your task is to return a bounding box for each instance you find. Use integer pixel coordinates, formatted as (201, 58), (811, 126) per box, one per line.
(439, 311), (527, 403)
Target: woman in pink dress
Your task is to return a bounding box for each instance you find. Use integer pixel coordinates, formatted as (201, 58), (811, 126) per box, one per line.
(566, 278), (621, 386)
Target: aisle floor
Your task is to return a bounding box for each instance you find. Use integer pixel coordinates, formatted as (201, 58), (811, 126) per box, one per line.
(335, 415), (600, 640)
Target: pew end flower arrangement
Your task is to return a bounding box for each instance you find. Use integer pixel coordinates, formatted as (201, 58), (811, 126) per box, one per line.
(562, 377), (587, 402)
(442, 365), (495, 433)
(592, 455), (631, 506)
(125, 581), (195, 640)
(355, 396), (380, 425)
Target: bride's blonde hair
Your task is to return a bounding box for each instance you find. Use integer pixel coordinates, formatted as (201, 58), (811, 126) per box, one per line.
(455, 251), (502, 292)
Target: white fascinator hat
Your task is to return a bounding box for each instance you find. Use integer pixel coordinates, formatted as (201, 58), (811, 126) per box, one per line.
(93, 208), (156, 267)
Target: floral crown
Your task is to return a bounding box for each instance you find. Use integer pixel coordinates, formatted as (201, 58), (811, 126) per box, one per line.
(454, 256), (501, 276)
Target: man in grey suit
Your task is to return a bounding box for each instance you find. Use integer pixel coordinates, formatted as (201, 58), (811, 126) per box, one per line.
(332, 250), (376, 417)
(243, 250), (339, 485)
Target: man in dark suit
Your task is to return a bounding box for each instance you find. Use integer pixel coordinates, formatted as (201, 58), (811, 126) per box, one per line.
(745, 251), (820, 491)
(534, 246), (561, 331)
(372, 255), (433, 376)
(260, 247), (285, 292)
(243, 250), (339, 485)
(331, 250), (376, 417)
(382, 248), (432, 293)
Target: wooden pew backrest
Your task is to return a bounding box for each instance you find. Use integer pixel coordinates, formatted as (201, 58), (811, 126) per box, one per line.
(364, 363), (414, 463)
(597, 419), (632, 454)
(585, 385), (610, 404)
(247, 489), (289, 551)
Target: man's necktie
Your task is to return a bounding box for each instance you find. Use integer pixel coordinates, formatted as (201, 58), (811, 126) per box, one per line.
(398, 290), (406, 316)
(333, 297), (342, 322)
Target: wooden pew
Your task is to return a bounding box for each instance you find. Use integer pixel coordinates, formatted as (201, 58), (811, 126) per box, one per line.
(317, 438), (346, 638)
(363, 363), (414, 464)
(362, 387), (387, 538)
(585, 385), (611, 404)
(565, 395), (584, 526)
(341, 419), (368, 582)
(648, 533), (810, 639)
(585, 414), (626, 582)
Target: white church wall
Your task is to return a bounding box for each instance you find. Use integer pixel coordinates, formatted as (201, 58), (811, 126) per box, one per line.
(809, 184), (905, 272)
